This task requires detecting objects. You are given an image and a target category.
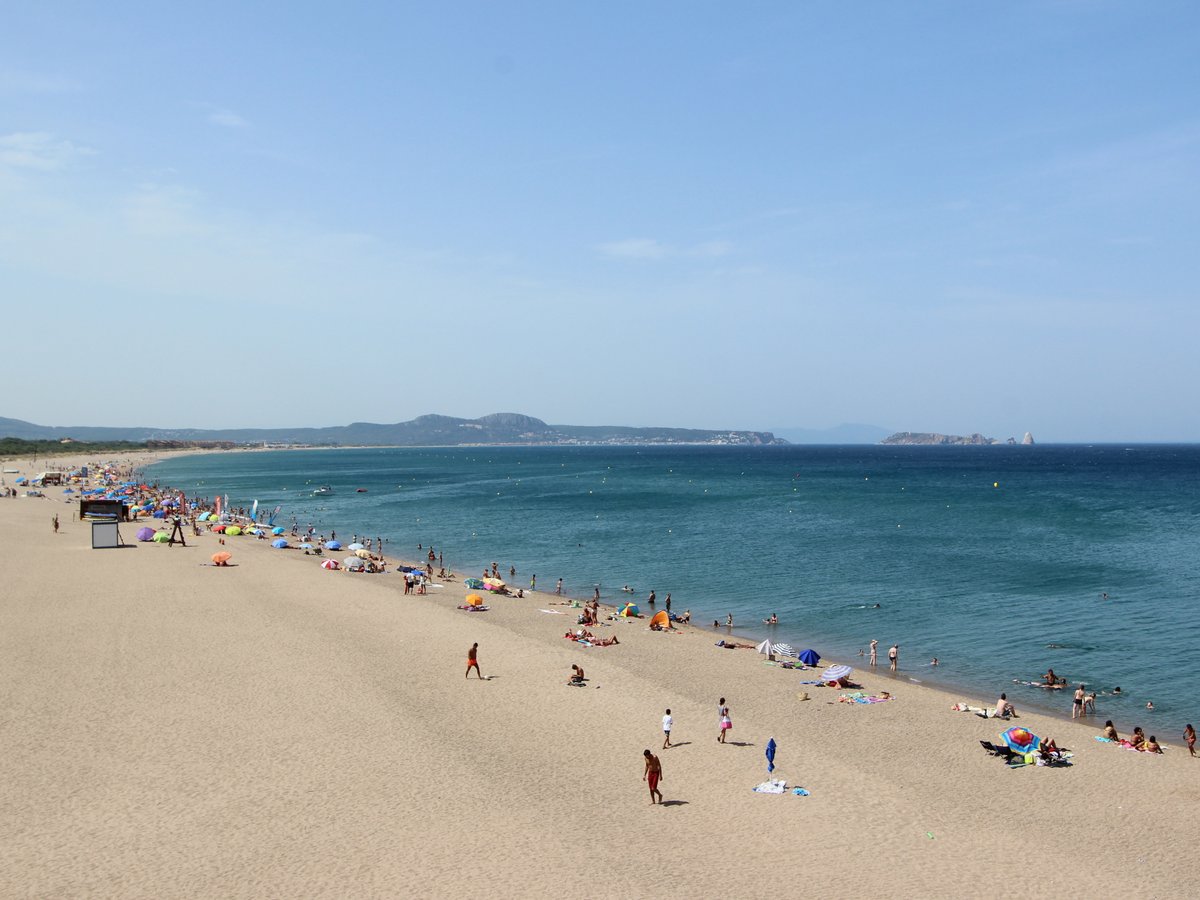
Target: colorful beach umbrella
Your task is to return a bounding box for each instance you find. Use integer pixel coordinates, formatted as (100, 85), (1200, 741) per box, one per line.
(821, 664), (853, 683)
(466, 594), (484, 606)
(321, 559), (340, 570)
(225, 526), (242, 536)
(464, 578), (484, 589)
(211, 552), (232, 565)
(766, 737), (777, 773)
(1001, 727), (1041, 754)
(798, 649), (821, 666)
(620, 603), (639, 617)
(271, 538), (288, 548)
(212, 524), (226, 533)
(355, 548), (371, 559)
(135, 526), (155, 542)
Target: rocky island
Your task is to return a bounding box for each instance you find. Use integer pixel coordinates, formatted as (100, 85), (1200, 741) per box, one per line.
(881, 431), (1035, 446)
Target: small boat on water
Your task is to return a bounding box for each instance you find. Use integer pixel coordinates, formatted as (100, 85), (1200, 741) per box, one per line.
(312, 485), (333, 496)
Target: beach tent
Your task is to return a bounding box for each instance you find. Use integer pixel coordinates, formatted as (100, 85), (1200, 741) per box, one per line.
(135, 527), (155, 542)
(152, 532), (170, 543)
(649, 610), (669, 628)
(620, 603), (640, 617)
(798, 649), (821, 666)
(466, 594), (485, 606)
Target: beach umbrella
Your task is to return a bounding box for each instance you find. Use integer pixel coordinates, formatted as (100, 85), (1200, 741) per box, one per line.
(756, 639), (774, 656)
(252, 529), (264, 536)
(299, 543), (313, 550)
(212, 524), (226, 533)
(348, 542), (365, 550)
(1000, 727), (1041, 754)
(225, 526), (242, 536)
(766, 737), (777, 773)
(321, 559), (340, 570)
(798, 649), (821, 666)
(344, 556), (365, 570)
(271, 538), (288, 548)
(136, 526), (155, 542)
(355, 548), (371, 559)
(152, 510), (166, 518)
(272, 526), (286, 535)
(484, 579), (507, 592)
(211, 552), (232, 565)
(325, 540), (341, 550)
(152, 532), (170, 543)
(466, 594), (484, 606)
(197, 512), (211, 521)
(772, 643), (797, 658)
(620, 603), (639, 617)
(821, 664), (853, 683)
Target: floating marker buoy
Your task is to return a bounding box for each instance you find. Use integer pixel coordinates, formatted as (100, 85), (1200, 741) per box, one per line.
(994, 482), (999, 488)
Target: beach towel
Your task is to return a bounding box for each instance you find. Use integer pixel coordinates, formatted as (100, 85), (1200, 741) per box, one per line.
(792, 787), (810, 796)
(752, 779), (788, 794)
(539, 609), (564, 615)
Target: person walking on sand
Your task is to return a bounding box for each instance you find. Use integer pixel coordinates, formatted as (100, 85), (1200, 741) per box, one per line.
(1184, 724), (1196, 757)
(717, 698), (731, 743)
(465, 642), (483, 679)
(643, 750), (663, 804)
(888, 644), (898, 672)
(662, 709), (673, 748)
(869, 639), (878, 666)
(52, 514), (59, 533)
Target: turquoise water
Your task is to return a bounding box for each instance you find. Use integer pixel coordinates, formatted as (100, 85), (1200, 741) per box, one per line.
(147, 445), (1200, 729)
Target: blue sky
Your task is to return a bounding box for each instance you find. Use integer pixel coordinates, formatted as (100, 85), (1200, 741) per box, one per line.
(2, 1), (1198, 440)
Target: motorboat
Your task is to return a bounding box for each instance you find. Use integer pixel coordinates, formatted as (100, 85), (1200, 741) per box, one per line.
(312, 485), (333, 496)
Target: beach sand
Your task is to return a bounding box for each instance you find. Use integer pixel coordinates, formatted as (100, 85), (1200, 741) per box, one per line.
(2, 451), (1198, 897)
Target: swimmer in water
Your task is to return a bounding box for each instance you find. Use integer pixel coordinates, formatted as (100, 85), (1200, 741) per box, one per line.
(762, 613), (778, 625)
(1146, 701), (1155, 711)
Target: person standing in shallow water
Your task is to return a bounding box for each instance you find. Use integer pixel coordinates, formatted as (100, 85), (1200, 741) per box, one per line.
(888, 644), (898, 672)
(869, 639), (878, 667)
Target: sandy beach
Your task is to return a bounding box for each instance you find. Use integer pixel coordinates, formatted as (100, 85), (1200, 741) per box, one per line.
(2, 450), (1198, 898)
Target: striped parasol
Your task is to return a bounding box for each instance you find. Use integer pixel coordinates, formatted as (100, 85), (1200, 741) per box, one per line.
(771, 643), (798, 658)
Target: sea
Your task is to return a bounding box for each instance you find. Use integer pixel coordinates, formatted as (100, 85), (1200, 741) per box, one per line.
(146, 444), (1200, 729)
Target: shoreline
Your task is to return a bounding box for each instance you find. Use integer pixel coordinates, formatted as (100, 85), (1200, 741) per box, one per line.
(4, 450), (1197, 896)
(135, 448), (1180, 747)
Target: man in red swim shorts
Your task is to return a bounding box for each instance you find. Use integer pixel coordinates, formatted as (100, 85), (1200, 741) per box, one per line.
(643, 750), (663, 804)
(465, 642), (483, 679)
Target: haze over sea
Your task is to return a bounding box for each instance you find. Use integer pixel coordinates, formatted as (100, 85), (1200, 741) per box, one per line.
(148, 444), (1200, 729)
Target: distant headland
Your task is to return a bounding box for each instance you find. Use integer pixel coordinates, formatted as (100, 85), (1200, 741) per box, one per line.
(881, 431), (1035, 446)
(0, 413), (786, 449)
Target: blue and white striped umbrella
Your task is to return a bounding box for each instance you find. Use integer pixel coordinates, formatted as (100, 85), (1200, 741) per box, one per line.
(772, 643), (798, 658)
